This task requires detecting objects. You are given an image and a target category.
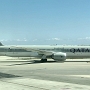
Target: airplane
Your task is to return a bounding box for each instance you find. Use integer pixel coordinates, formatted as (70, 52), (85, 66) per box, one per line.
(0, 42), (90, 62)
(0, 42), (3, 46)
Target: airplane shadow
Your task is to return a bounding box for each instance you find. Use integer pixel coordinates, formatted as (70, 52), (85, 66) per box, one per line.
(7, 60), (58, 66)
(0, 72), (20, 78)
(3, 60), (90, 66)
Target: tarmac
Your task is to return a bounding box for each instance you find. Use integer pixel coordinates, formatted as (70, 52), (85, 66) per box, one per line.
(0, 56), (90, 90)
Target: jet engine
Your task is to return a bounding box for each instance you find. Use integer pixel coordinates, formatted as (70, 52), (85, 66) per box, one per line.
(52, 52), (66, 61)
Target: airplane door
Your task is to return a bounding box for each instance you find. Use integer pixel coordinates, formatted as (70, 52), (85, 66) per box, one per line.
(8, 48), (18, 56)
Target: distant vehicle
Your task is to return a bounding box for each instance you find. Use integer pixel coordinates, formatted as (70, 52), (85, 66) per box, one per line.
(0, 42), (90, 62)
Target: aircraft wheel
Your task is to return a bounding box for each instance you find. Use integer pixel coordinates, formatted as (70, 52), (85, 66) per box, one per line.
(41, 59), (47, 62)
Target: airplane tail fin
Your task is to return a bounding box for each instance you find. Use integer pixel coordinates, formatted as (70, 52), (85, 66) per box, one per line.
(0, 42), (4, 46)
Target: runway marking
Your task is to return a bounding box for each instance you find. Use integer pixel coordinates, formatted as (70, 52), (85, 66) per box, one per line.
(69, 75), (90, 78)
(1, 78), (90, 90)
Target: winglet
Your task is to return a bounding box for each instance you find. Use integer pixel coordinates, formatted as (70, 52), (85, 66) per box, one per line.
(0, 42), (4, 46)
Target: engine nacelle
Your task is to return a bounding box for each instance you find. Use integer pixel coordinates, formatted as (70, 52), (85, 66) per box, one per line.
(52, 52), (66, 61)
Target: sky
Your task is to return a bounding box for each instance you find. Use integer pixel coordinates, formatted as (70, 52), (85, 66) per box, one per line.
(0, 0), (90, 45)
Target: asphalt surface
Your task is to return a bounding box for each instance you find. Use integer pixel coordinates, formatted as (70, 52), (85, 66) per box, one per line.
(0, 56), (90, 90)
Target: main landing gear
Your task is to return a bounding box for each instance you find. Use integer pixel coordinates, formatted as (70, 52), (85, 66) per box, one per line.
(40, 59), (47, 62)
(40, 55), (47, 62)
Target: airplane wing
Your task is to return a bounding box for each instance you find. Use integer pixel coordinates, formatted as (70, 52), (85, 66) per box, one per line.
(23, 48), (54, 56)
(23, 47), (66, 61)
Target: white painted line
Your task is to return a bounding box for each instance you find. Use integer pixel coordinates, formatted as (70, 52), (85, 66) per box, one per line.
(1, 78), (90, 90)
(69, 75), (90, 78)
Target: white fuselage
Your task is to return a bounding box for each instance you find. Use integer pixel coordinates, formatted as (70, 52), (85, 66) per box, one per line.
(0, 45), (90, 59)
